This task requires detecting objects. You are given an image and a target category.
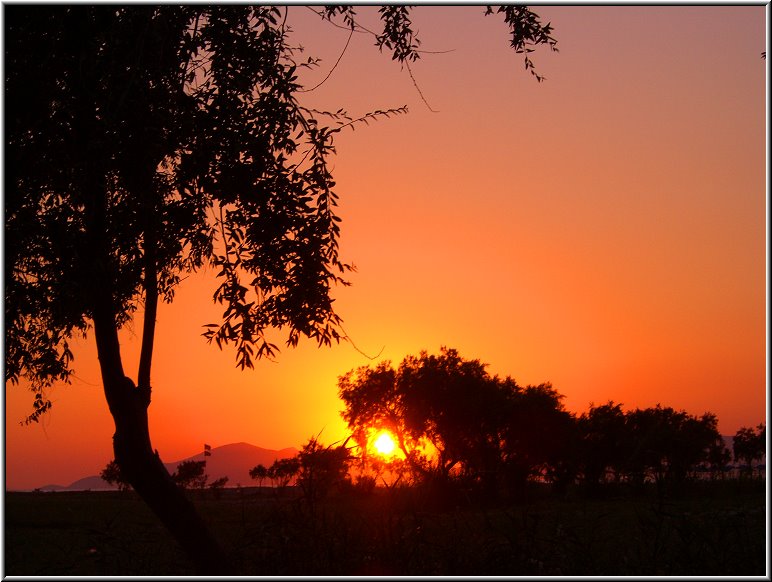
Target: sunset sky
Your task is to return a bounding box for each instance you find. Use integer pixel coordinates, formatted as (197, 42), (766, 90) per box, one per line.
(5, 5), (767, 491)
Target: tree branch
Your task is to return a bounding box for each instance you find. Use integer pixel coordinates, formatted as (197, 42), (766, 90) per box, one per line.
(137, 218), (158, 401)
(299, 26), (354, 93)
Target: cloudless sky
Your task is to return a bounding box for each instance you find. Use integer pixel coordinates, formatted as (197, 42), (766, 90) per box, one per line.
(5, 5), (767, 490)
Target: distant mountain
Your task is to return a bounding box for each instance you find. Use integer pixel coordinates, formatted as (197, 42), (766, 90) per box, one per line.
(37, 476), (117, 492)
(36, 442), (298, 492)
(162, 442), (299, 488)
(35, 484), (68, 492)
(59, 475), (118, 492)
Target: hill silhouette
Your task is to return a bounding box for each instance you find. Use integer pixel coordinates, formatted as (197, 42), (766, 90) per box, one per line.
(36, 442), (298, 491)
(167, 442), (299, 488)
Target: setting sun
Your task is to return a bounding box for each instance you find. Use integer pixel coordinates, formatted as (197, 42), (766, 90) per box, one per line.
(373, 432), (396, 457)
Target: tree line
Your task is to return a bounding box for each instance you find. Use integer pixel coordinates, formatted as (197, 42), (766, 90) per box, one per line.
(102, 347), (765, 500)
(336, 347), (764, 498)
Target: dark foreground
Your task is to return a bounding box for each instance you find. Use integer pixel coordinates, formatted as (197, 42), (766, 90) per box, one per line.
(4, 480), (766, 576)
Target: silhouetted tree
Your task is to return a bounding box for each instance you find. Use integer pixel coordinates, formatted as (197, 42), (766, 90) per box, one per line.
(173, 460), (208, 489)
(340, 347), (575, 497)
(100, 459), (131, 491)
(208, 476), (229, 499)
(498, 382), (577, 493)
(397, 348), (507, 483)
(266, 457), (301, 491)
(673, 412), (724, 482)
(705, 437), (732, 480)
(249, 464), (269, 489)
(339, 360), (427, 478)
(733, 424), (766, 477)
(297, 436), (352, 504)
(578, 401), (628, 487)
(340, 348), (498, 484)
(209, 476), (229, 489)
(624, 405), (722, 490)
(5, 5), (557, 572)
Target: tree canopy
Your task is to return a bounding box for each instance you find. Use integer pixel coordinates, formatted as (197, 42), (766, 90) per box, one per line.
(338, 347), (575, 490)
(100, 459), (131, 491)
(339, 347), (729, 497)
(172, 460), (209, 490)
(5, 5), (557, 421)
(733, 424), (766, 475)
(6, 6), (357, 415)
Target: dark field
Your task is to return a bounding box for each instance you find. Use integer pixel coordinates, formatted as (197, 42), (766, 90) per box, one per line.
(4, 480), (766, 576)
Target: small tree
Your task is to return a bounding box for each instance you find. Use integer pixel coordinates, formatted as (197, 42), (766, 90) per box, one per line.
(733, 424), (766, 477)
(173, 460), (208, 489)
(267, 457), (300, 491)
(210, 476), (229, 488)
(578, 401), (628, 487)
(208, 476), (229, 499)
(297, 436), (352, 503)
(100, 459), (131, 491)
(249, 464), (269, 489)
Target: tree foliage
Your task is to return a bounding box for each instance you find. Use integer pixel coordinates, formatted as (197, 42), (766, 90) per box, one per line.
(5, 5), (558, 421)
(5, 6), (357, 411)
(339, 347), (575, 492)
(575, 403), (726, 489)
(296, 436), (352, 502)
(499, 382), (577, 490)
(172, 460), (209, 489)
(249, 463), (270, 488)
(340, 348), (730, 497)
(250, 457), (301, 489)
(623, 406), (723, 487)
(733, 424), (766, 475)
(577, 401), (628, 486)
(484, 6), (558, 81)
(100, 459), (131, 491)
(268, 457), (301, 489)
(209, 476), (229, 489)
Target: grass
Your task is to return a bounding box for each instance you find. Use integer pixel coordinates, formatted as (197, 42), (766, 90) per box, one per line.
(4, 479), (766, 576)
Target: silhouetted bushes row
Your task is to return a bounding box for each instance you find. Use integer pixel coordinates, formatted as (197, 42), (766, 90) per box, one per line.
(328, 347), (765, 500)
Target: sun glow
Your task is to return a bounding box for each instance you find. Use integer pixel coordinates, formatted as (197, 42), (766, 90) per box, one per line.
(372, 431), (396, 457)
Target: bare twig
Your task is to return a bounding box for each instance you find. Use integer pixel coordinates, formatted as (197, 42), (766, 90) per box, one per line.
(340, 323), (385, 361)
(300, 27), (354, 93)
(406, 60), (439, 113)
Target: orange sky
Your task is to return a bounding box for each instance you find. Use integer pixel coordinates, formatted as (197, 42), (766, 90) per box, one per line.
(4, 6), (767, 490)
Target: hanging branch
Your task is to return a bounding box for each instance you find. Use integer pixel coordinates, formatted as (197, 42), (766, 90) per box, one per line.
(300, 27), (354, 93)
(406, 60), (438, 113)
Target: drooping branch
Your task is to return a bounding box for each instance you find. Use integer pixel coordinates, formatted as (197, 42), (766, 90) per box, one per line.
(299, 26), (354, 93)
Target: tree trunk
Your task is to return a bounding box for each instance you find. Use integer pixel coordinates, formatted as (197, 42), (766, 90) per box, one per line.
(73, 87), (232, 568)
(90, 302), (231, 574)
(84, 186), (231, 573)
(112, 380), (230, 574)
